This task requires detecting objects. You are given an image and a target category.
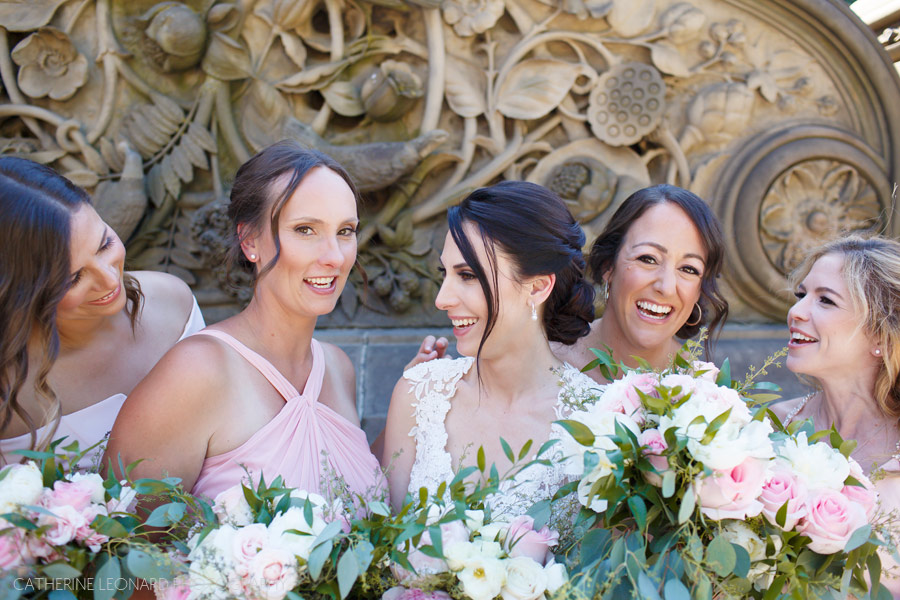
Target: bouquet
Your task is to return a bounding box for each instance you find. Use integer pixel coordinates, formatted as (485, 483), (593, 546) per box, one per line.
(555, 348), (895, 599)
(166, 475), (373, 600)
(0, 439), (186, 600)
(374, 447), (569, 600)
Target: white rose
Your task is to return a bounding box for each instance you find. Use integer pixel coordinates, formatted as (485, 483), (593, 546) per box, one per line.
(68, 473), (105, 504)
(107, 484), (137, 514)
(544, 560), (568, 593)
(478, 522), (504, 544)
(0, 462), (43, 512)
(465, 509), (485, 533)
(690, 419), (774, 471)
(502, 556), (548, 600)
(269, 508), (320, 560)
(288, 489), (327, 508)
(778, 432), (850, 491)
(719, 521), (765, 561)
(691, 361), (720, 382)
(457, 554), (506, 600)
(213, 485), (255, 527)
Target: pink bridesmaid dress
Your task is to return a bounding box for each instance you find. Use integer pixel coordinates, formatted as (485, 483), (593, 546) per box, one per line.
(189, 329), (384, 502)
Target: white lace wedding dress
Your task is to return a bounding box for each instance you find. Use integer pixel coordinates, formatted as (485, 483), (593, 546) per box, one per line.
(403, 356), (603, 525)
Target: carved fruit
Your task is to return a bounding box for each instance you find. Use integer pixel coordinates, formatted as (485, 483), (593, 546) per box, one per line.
(360, 61), (424, 122)
(141, 2), (208, 72)
(587, 62), (666, 147)
(373, 275), (393, 297)
(389, 288), (411, 312)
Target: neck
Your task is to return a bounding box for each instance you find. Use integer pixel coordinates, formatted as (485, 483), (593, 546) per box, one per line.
(815, 370), (884, 435)
(55, 313), (120, 350)
(231, 294), (318, 363)
(594, 315), (676, 373)
(472, 331), (563, 406)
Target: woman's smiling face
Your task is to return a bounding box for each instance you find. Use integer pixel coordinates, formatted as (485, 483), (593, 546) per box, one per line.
(603, 202), (707, 353)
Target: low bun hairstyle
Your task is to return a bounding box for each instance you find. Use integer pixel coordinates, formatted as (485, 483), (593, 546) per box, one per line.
(447, 180), (595, 363)
(587, 184), (728, 355)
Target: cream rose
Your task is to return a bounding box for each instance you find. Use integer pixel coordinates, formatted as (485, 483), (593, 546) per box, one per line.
(501, 556), (548, 600)
(0, 461), (43, 512)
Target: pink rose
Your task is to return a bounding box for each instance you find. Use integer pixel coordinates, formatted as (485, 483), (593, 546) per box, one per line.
(247, 546), (298, 600)
(39, 504), (86, 546)
(842, 459), (878, 519)
(691, 361), (720, 382)
(383, 587), (452, 600)
(799, 489), (869, 554)
(638, 429), (669, 486)
(154, 578), (191, 600)
(232, 523), (269, 576)
(504, 515), (559, 565)
(760, 465), (808, 531)
(44, 481), (93, 512)
(0, 529), (30, 569)
(75, 504), (109, 552)
(696, 456), (769, 520)
(599, 373), (657, 424)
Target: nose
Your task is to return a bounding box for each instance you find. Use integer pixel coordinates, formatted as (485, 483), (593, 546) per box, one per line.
(435, 278), (455, 312)
(319, 235), (347, 269)
(787, 295), (809, 325)
(95, 250), (123, 290)
(653, 265), (677, 297)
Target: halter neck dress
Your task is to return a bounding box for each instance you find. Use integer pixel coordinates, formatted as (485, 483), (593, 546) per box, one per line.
(189, 329), (384, 502)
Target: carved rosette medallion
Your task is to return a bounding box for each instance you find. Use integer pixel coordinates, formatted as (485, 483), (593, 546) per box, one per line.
(759, 160), (882, 275)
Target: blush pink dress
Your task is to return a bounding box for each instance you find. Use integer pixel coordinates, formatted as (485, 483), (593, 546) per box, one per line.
(189, 329), (384, 502)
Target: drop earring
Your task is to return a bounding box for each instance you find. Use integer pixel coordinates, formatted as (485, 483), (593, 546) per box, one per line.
(531, 302), (538, 321)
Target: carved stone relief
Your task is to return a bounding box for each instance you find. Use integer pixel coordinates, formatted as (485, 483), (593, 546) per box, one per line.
(0, 0), (897, 325)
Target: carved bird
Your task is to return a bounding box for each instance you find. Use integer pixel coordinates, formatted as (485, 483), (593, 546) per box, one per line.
(92, 143), (148, 242)
(281, 117), (448, 192)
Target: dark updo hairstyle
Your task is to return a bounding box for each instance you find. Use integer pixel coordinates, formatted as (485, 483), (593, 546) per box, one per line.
(226, 140), (360, 286)
(447, 180), (595, 364)
(0, 157), (142, 457)
(588, 184), (728, 354)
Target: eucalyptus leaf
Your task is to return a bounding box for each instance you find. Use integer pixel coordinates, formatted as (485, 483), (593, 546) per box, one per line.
(663, 577), (690, 600)
(705, 536), (736, 577)
(556, 419), (596, 446)
(677, 485), (695, 524)
(336, 551), (359, 598)
(94, 555), (121, 600)
(844, 524), (873, 552)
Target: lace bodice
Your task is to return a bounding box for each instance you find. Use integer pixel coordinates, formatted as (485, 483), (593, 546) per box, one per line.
(404, 357), (604, 522)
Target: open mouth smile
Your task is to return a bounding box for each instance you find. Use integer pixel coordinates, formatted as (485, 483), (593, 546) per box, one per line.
(304, 276), (337, 291)
(636, 300), (673, 321)
(87, 283), (121, 306)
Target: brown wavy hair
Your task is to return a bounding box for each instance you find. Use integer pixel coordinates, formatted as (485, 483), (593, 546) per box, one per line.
(789, 235), (900, 422)
(0, 157), (143, 459)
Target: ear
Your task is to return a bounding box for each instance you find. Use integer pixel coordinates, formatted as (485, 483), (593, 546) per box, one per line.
(528, 273), (556, 306)
(237, 223), (258, 261)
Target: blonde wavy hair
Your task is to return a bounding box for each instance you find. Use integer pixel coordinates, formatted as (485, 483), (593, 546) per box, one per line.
(789, 234), (900, 421)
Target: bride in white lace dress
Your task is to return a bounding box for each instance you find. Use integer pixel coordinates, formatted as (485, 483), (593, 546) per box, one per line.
(381, 181), (603, 521)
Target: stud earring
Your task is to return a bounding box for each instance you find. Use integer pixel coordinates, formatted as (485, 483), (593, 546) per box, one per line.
(531, 302), (538, 321)
(249, 254), (257, 260)
(875, 349), (882, 356)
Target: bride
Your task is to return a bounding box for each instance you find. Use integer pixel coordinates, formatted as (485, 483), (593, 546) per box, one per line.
(381, 181), (602, 520)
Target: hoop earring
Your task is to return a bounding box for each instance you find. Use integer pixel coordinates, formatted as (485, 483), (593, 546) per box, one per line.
(685, 304), (702, 327)
(531, 302), (538, 321)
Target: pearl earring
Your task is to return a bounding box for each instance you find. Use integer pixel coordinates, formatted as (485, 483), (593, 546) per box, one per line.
(875, 349), (882, 356)
(249, 254), (256, 260)
(531, 302), (537, 321)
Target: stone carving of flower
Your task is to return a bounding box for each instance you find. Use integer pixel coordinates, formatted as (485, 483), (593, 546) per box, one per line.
(11, 27), (88, 101)
(759, 160), (881, 273)
(587, 62), (666, 147)
(442, 0), (504, 37)
(547, 160), (618, 223)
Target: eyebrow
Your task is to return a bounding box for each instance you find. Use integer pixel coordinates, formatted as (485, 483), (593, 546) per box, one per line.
(801, 284), (845, 299)
(96, 226), (108, 253)
(287, 216), (359, 224)
(632, 242), (706, 264)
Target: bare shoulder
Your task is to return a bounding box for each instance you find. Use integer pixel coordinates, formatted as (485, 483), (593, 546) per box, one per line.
(318, 341), (359, 420)
(130, 271), (194, 338)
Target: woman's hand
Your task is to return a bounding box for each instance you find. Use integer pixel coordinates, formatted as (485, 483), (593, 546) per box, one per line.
(404, 335), (448, 371)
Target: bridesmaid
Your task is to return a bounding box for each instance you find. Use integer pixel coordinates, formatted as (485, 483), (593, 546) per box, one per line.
(772, 235), (900, 594)
(0, 157), (202, 464)
(553, 184), (729, 380)
(108, 141), (383, 500)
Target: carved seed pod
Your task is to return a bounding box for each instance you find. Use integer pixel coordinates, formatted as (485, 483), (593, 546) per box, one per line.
(360, 61), (424, 122)
(587, 62), (666, 146)
(141, 2), (208, 72)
